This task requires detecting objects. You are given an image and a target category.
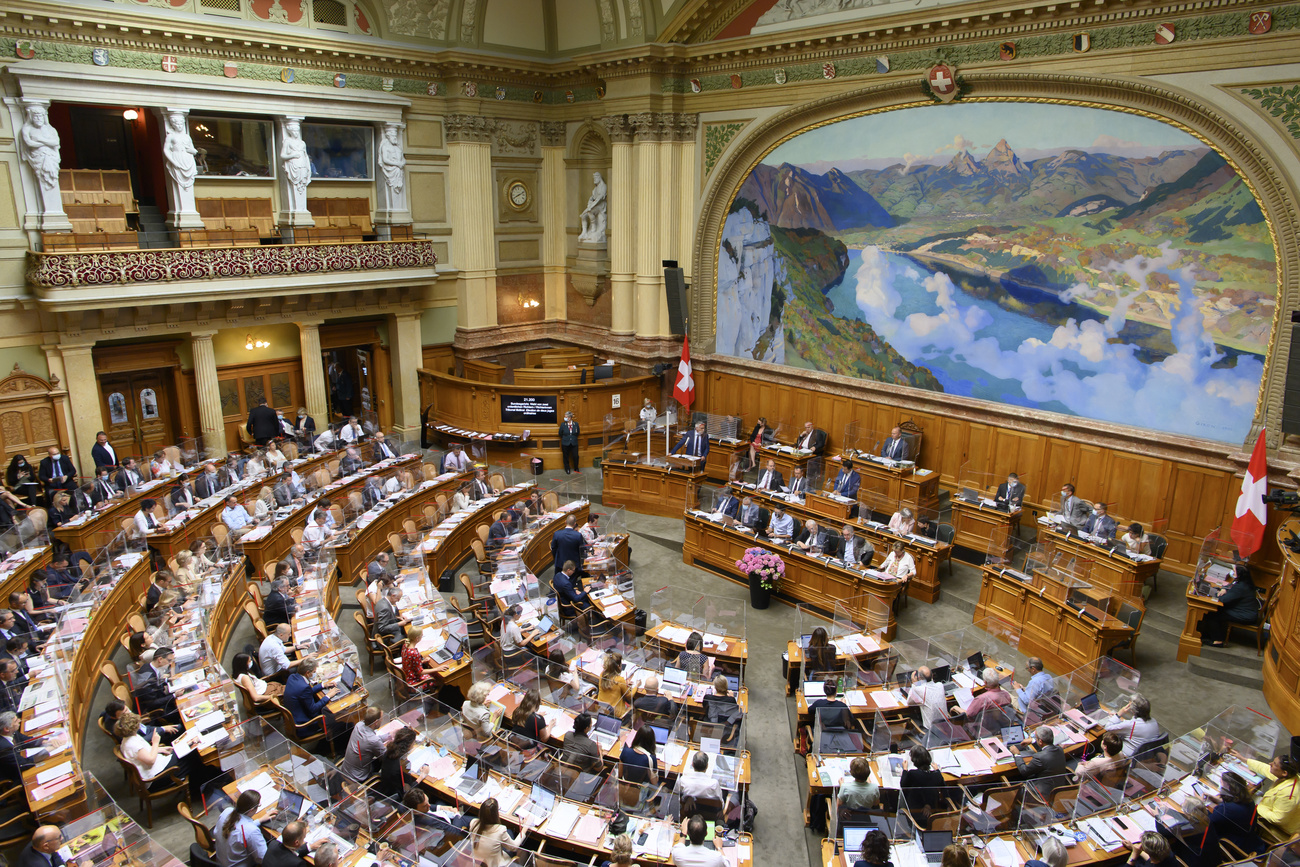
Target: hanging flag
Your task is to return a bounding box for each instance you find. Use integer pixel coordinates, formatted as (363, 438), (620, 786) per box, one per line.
(673, 337), (695, 410)
(1231, 429), (1268, 558)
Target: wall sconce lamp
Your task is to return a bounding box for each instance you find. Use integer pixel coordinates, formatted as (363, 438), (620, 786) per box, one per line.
(122, 108), (139, 121)
(245, 335), (271, 350)
(517, 293), (540, 309)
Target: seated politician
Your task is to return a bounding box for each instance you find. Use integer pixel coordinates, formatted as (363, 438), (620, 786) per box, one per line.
(1082, 502), (1117, 540)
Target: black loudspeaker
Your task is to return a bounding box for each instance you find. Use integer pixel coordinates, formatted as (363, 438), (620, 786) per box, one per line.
(1283, 321), (1300, 436)
(664, 263), (688, 336)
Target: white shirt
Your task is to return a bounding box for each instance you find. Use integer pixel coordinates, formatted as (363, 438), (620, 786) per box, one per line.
(451, 491), (471, 512)
(314, 431), (336, 451)
(152, 459), (175, 477)
(303, 524), (332, 547)
(222, 504), (252, 530)
(340, 424), (363, 443)
(121, 732), (171, 780)
(759, 470), (778, 490)
(882, 551), (916, 579)
(678, 769), (724, 801)
(101, 442), (117, 464)
(375, 440), (396, 460)
(671, 843), (726, 867)
(258, 633), (291, 675)
(265, 449), (286, 471)
(907, 680), (948, 729)
(640, 405), (657, 424)
(1105, 716), (1161, 757)
(444, 451), (470, 472)
(243, 458), (265, 479)
(384, 476), (403, 495)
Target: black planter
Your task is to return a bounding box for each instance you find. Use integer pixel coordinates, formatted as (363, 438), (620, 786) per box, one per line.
(748, 572), (771, 609)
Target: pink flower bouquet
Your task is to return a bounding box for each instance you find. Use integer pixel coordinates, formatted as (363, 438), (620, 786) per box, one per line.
(736, 547), (784, 591)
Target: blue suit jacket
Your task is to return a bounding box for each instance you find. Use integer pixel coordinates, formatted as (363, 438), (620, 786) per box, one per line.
(1083, 513), (1117, 540)
(673, 431), (710, 459)
(881, 437), (909, 461)
(283, 673), (329, 725)
(831, 470), (860, 499)
(488, 520), (509, 547)
(552, 570), (589, 607)
(715, 495), (740, 519)
(550, 527), (585, 573)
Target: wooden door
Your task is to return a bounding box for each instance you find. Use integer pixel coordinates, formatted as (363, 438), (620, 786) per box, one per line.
(100, 371), (174, 459)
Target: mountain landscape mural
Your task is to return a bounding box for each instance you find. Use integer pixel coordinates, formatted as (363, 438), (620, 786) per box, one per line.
(715, 102), (1275, 443)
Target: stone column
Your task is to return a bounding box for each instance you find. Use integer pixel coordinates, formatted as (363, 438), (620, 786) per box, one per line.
(446, 115), (498, 329)
(190, 331), (227, 457)
(298, 321), (329, 423)
(540, 121), (568, 321)
(276, 116), (315, 235)
(632, 113), (665, 338)
(374, 120), (412, 235)
(603, 115), (636, 335)
(387, 311), (424, 439)
(56, 342), (101, 470)
(676, 115), (699, 283)
(153, 107), (204, 230)
(10, 98), (72, 232)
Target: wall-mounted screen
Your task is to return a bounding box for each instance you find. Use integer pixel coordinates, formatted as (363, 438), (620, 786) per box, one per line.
(501, 396), (557, 425)
(303, 122), (373, 180)
(188, 115), (274, 178)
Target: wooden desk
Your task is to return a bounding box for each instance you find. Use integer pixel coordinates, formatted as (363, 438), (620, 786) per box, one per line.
(601, 460), (702, 518)
(329, 471), (462, 583)
(1178, 585), (1221, 662)
(703, 438), (749, 483)
(831, 453), (942, 514)
(950, 498), (1021, 560)
(973, 565), (1134, 673)
(646, 621), (749, 666)
(0, 545), (50, 604)
(784, 631), (887, 693)
(420, 483), (535, 580)
(1036, 522), (1160, 598)
(682, 512), (899, 638)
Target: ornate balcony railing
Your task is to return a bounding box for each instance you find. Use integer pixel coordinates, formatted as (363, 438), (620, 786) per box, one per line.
(28, 239), (437, 288)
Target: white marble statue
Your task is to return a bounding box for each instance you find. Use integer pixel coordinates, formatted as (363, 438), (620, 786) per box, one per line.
(578, 171), (607, 244)
(280, 120), (312, 213)
(20, 104), (63, 216)
(162, 111), (199, 218)
(378, 124), (406, 196)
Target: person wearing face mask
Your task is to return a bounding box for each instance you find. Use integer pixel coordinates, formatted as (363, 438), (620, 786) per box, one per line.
(196, 462), (223, 499)
(278, 410), (296, 439)
(1056, 483), (1090, 530)
(293, 406), (315, 442)
(1082, 502), (1117, 540)
(91, 466), (121, 505)
(38, 445), (76, 499)
(995, 472), (1025, 509)
(559, 412), (581, 475)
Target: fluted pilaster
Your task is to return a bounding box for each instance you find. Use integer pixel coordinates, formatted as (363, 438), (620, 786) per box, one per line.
(191, 331), (226, 456)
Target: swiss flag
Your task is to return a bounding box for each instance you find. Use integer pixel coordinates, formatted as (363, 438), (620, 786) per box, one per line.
(1231, 429), (1268, 558)
(672, 337), (695, 410)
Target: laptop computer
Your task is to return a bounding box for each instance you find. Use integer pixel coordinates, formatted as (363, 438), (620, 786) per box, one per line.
(430, 633), (465, 665)
(1078, 693), (1100, 713)
(592, 712), (622, 750)
(724, 674), (740, 694)
(919, 831), (954, 864)
(959, 487), (979, 502)
(930, 664), (951, 684)
(263, 790), (306, 834)
(533, 615), (554, 635)
(335, 662), (359, 696)
(501, 592), (522, 608)
(800, 634), (813, 648)
(842, 826), (871, 856)
(524, 784), (556, 821)
(1000, 724), (1026, 746)
(661, 666), (688, 697)
(648, 724), (670, 746)
(967, 651), (985, 673)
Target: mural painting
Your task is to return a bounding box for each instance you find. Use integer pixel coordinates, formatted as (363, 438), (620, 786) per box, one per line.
(715, 102), (1275, 442)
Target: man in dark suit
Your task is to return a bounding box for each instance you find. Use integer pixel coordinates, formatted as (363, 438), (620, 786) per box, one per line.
(283, 657), (333, 726)
(17, 825), (67, 867)
(279, 544), (308, 582)
(263, 822), (310, 867)
(263, 579), (297, 629)
(829, 461), (861, 499)
(471, 468), (496, 500)
(794, 422), (827, 455)
(115, 458), (144, 492)
(195, 463), (223, 499)
(880, 426), (910, 461)
(487, 516), (509, 549)
(360, 477), (383, 511)
(37, 446), (76, 499)
(130, 647), (181, 723)
(0, 661), (23, 714)
(672, 422), (710, 461)
(247, 397), (280, 446)
(373, 586), (408, 645)
(738, 498), (766, 534)
(218, 455), (243, 489)
(1082, 502), (1117, 540)
(559, 412), (581, 474)
(90, 466), (120, 506)
(371, 432), (397, 463)
(552, 560), (595, 621)
(0, 711), (38, 786)
(995, 473), (1026, 509)
(1011, 725), (1069, 800)
(786, 467), (808, 497)
(339, 447), (364, 476)
(714, 486), (740, 519)
(837, 525), (873, 567)
(91, 431), (119, 469)
(755, 460), (784, 492)
(551, 516), (585, 577)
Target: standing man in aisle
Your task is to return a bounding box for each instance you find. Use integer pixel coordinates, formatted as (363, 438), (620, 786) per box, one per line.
(559, 412), (582, 475)
(246, 397), (280, 446)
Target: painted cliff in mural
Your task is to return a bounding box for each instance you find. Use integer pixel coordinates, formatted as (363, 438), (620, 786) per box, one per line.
(714, 102), (1275, 442)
